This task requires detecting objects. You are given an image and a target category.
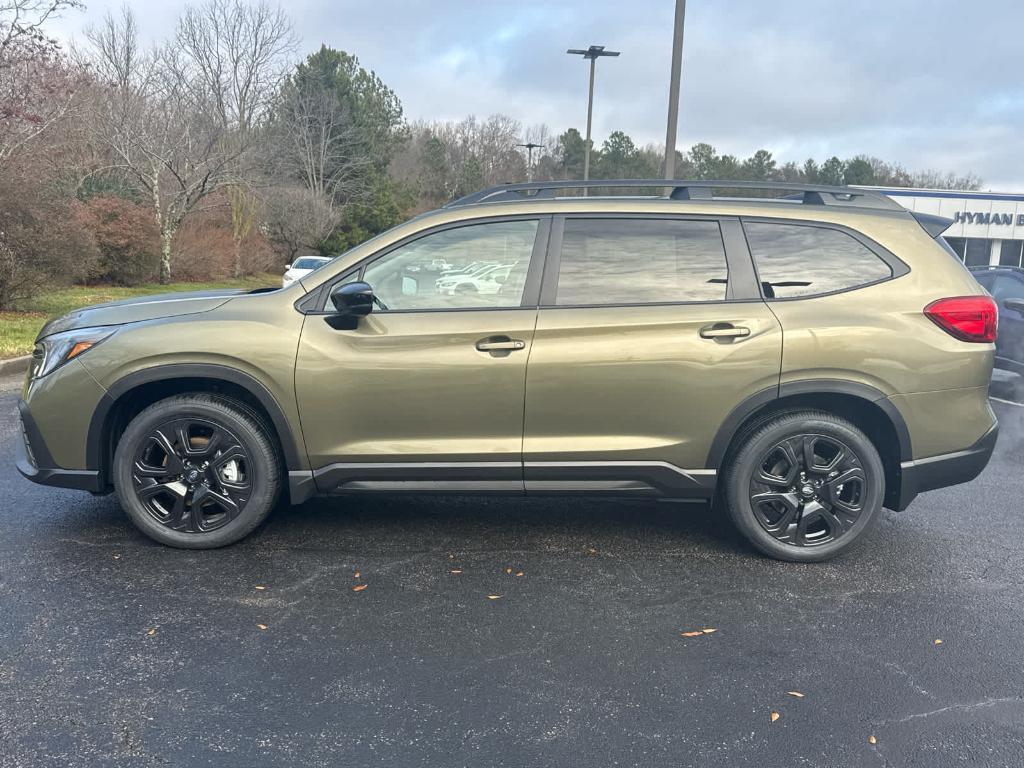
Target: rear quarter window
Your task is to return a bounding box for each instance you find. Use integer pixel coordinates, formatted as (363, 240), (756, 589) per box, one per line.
(743, 221), (893, 299)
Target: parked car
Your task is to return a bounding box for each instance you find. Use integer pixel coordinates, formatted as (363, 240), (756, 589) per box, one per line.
(969, 265), (1024, 395)
(282, 255), (332, 287)
(16, 179), (998, 562)
(436, 263), (514, 295)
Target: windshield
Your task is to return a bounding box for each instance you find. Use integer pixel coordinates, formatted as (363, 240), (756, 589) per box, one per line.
(292, 257), (329, 271)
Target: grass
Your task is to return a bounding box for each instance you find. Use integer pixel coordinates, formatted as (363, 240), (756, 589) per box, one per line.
(0, 273), (278, 359)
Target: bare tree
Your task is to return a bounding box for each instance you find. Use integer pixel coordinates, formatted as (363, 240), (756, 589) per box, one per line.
(82, 3), (296, 282)
(260, 184), (340, 263)
(269, 81), (371, 201)
(174, 0), (296, 136)
(0, 0), (84, 166)
(174, 0), (296, 278)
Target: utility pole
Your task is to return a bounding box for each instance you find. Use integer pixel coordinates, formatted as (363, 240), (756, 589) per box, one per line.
(567, 45), (620, 183)
(663, 0), (687, 180)
(517, 142), (543, 182)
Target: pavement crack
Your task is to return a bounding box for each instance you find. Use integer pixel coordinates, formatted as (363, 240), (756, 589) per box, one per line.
(881, 696), (1024, 724)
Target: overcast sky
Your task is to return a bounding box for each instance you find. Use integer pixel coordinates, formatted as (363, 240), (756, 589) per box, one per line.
(50, 0), (1024, 190)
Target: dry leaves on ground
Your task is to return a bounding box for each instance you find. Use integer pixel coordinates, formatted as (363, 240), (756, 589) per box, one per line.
(449, 569), (463, 575)
(787, 691), (805, 698)
(680, 628), (717, 637)
(146, 628), (156, 636)
(770, 711), (780, 723)
(352, 584), (368, 592)
(256, 624), (268, 630)
(868, 735), (877, 745)
(487, 594), (502, 600)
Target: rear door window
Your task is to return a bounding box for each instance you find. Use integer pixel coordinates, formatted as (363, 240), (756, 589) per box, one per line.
(743, 221), (893, 299)
(553, 218), (728, 306)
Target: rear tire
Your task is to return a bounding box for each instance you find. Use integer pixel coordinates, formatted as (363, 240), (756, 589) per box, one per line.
(723, 410), (885, 562)
(113, 394), (280, 549)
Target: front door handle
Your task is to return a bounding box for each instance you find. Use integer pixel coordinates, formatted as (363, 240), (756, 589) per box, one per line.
(476, 336), (526, 354)
(699, 324), (751, 340)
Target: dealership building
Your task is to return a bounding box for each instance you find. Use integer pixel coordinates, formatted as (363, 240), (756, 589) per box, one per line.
(867, 187), (1024, 268)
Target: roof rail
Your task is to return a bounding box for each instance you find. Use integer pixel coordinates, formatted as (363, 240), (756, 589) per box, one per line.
(444, 179), (906, 212)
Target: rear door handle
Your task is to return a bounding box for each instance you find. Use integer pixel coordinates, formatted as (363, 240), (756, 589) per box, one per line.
(699, 324), (751, 339)
(476, 336), (526, 352)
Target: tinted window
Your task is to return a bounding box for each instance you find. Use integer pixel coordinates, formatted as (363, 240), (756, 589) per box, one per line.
(743, 222), (892, 298)
(554, 218), (728, 306)
(361, 220), (538, 310)
(293, 257), (329, 270)
(990, 275), (1024, 301)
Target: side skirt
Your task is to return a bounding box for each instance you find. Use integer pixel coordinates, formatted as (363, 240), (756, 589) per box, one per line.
(304, 460), (716, 500)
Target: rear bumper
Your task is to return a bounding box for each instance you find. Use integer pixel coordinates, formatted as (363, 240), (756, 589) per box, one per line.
(15, 400), (104, 493)
(893, 422), (999, 511)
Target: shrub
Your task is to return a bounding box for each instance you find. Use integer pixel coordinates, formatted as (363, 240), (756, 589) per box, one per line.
(0, 165), (98, 310)
(75, 195), (161, 285)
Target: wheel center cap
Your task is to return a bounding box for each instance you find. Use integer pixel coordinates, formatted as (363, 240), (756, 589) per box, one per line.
(186, 469), (201, 483)
(800, 484), (815, 498)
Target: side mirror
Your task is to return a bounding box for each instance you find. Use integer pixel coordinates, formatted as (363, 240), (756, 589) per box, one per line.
(284, 264), (291, 271)
(1004, 298), (1024, 313)
(329, 281), (375, 321)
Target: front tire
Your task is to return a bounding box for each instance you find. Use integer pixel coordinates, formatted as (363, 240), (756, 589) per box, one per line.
(113, 394), (281, 549)
(723, 411), (885, 562)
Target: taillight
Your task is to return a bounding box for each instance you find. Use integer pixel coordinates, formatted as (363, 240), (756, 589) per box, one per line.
(924, 296), (998, 343)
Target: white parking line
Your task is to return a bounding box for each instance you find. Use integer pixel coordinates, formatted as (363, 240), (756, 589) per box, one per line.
(990, 397), (1024, 408)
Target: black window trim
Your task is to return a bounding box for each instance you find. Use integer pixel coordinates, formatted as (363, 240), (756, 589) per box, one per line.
(538, 213), (762, 310)
(740, 216), (910, 303)
(296, 214), (552, 315)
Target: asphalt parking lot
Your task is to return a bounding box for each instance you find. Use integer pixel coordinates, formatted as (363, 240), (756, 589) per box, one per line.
(1, 372), (1023, 768)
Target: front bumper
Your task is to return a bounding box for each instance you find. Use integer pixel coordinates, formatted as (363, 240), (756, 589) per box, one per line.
(893, 422), (999, 510)
(15, 400), (104, 492)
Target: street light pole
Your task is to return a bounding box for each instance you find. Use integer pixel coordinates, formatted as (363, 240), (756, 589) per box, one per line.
(517, 142), (543, 182)
(567, 45), (620, 184)
(663, 0), (686, 180)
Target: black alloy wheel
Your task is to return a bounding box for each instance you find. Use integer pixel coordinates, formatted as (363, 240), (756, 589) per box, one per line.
(114, 394), (280, 549)
(131, 417), (252, 534)
(723, 410), (885, 562)
(748, 433), (865, 547)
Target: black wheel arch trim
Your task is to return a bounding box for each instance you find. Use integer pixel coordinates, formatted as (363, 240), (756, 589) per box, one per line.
(705, 379), (913, 470)
(86, 364), (304, 478)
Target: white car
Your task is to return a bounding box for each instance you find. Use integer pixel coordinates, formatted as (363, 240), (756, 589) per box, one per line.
(282, 256), (332, 287)
(436, 264), (514, 296)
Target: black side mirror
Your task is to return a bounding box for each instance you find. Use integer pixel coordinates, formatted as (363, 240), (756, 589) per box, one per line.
(1004, 298), (1024, 314)
(327, 281), (374, 329)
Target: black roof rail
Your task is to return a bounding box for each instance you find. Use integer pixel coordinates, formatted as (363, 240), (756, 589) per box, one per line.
(444, 179), (906, 212)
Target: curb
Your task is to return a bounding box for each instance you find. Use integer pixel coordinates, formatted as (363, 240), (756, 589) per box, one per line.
(0, 355), (30, 377)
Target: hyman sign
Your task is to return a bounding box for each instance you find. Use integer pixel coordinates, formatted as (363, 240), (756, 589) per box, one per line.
(953, 211), (1024, 226)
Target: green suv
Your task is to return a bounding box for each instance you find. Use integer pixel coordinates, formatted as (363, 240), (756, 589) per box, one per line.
(16, 180), (999, 561)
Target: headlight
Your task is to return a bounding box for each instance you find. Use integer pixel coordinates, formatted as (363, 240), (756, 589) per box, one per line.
(31, 327), (115, 379)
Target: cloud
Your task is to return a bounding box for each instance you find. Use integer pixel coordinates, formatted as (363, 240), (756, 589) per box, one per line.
(49, 0), (1024, 189)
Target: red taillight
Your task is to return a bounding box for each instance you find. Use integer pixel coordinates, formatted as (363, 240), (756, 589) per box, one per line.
(924, 296), (998, 343)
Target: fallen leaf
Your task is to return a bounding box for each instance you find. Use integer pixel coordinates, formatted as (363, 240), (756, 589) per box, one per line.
(449, 569), (463, 574)
(254, 585), (266, 591)
(515, 571), (524, 577)
(702, 628), (717, 634)
(770, 711), (780, 723)
(868, 735), (877, 745)
(354, 571), (361, 579)
(112, 554), (121, 560)
(505, 567), (513, 575)
(448, 553), (455, 560)
(681, 631), (704, 637)
(487, 594), (502, 600)
(352, 584), (368, 592)
(933, 639), (943, 645)
(146, 628), (156, 636)
(585, 547), (597, 555)
(787, 691), (804, 698)
(256, 623), (268, 630)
